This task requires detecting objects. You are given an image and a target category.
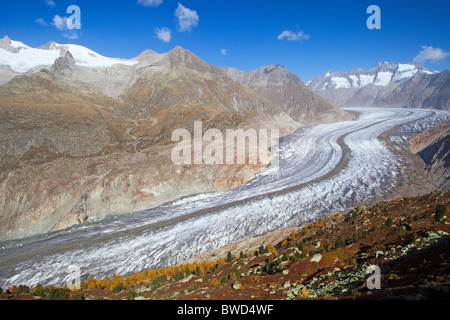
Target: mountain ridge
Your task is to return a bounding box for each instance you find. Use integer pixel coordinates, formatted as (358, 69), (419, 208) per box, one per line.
(221, 64), (352, 125)
(307, 62), (438, 90)
(307, 62), (449, 110)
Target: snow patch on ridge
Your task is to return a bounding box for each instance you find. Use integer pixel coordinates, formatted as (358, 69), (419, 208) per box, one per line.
(9, 40), (30, 49)
(359, 74), (375, 87)
(374, 72), (393, 86)
(396, 64), (418, 81)
(0, 48), (60, 73)
(331, 77), (351, 89)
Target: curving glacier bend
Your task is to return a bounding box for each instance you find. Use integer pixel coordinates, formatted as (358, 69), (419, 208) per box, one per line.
(0, 107), (449, 289)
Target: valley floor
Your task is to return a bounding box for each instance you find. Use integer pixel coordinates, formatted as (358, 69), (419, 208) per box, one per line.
(0, 108), (449, 292)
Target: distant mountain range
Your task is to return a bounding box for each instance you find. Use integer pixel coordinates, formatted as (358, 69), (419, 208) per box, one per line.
(0, 35), (351, 127)
(307, 62), (450, 110)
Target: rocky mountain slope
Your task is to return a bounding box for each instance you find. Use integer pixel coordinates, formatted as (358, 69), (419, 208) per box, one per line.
(0, 36), (352, 240)
(307, 62), (449, 110)
(2, 190), (448, 300)
(410, 120), (450, 190)
(221, 64), (352, 125)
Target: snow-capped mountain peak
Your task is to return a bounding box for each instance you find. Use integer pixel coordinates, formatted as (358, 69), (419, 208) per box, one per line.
(0, 35), (138, 74)
(0, 35), (30, 53)
(308, 62), (439, 91)
(307, 61), (448, 110)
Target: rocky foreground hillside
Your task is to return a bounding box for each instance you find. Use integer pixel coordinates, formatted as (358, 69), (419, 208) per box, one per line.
(2, 190), (448, 300)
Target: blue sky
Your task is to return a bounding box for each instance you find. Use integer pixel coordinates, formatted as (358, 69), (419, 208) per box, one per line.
(1, 0), (449, 80)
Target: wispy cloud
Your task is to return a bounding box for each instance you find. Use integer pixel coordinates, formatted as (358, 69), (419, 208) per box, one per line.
(63, 33), (80, 40)
(414, 46), (450, 63)
(137, 0), (163, 7)
(35, 18), (48, 26)
(175, 3), (199, 33)
(46, 0), (56, 8)
(277, 30), (310, 42)
(52, 15), (79, 39)
(221, 49), (227, 56)
(155, 27), (172, 42)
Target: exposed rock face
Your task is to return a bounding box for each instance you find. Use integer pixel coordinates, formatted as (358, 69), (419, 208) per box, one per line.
(51, 51), (76, 73)
(390, 70), (450, 110)
(410, 120), (450, 190)
(307, 62), (449, 110)
(0, 36), (24, 53)
(38, 41), (59, 51)
(119, 48), (302, 138)
(0, 143), (265, 240)
(0, 66), (16, 86)
(221, 65), (353, 125)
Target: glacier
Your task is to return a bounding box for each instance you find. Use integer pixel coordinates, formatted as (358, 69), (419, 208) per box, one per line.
(0, 107), (449, 289)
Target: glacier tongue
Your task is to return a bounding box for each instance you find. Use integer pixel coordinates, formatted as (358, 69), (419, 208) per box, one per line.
(0, 107), (449, 289)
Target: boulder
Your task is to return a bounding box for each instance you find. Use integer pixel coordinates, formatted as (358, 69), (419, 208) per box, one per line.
(232, 282), (242, 290)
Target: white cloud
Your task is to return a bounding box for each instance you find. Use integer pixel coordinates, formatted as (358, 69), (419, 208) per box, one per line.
(35, 18), (48, 26)
(46, 0), (56, 8)
(175, 3), (199, 32)
(137, 0), (163, 7)
(414, 46), (450, 63)
(52, 15), (79, 39)
(52, 15), (67, 31)
(155, 27), (172, 42)
(278, 30), (310, 42)
(221, 49), (227, 55)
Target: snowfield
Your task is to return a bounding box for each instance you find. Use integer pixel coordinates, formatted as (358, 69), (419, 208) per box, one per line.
(359, 74), (375, 87)
(396, 64), (418, 81)
(374, 72), (393, 86)
(0, 42), (138, 73)
(0, 108), (449, 289)
(331, 77), (351, 89)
